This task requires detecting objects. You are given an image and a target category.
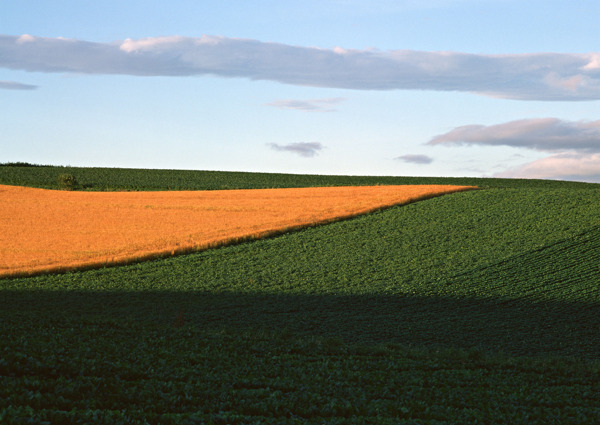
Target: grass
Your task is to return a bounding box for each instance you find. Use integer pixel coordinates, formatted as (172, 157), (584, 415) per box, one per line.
(1, 166), (600, 423)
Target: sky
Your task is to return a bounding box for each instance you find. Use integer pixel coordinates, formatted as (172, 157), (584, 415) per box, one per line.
(1, 0), (599, 182)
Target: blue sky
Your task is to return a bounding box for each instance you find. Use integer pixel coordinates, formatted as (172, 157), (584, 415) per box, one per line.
(2, 0), (599, 181)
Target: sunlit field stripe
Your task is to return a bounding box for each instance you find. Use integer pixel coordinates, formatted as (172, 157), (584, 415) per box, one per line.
(0, 184), (476, 278)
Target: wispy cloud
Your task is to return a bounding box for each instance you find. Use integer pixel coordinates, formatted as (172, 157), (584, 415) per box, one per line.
(268, 142), (324, 157)
(395, 154), (434, 164)
(0, 80), (37, 90)
(266, 97), (345, 112)
(429, 118), (600, 182)
(1, 34), (599, 100)
(428, 118), (600, 152)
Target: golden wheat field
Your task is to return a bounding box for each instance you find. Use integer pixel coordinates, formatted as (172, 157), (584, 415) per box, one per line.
(0, 184), (475, 277)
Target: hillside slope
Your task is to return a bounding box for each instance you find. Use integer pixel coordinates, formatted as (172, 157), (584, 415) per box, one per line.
(2, 182), (599, 356)
(1, 167), (600, 423)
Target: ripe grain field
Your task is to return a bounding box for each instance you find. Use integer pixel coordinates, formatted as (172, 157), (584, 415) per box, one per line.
(1, 165), (600, 424)
(1, 184), (472, 278)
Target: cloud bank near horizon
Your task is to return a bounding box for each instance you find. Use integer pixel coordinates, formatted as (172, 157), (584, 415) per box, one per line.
(429, 118), (600, 182)
(428, 118), (600, 152)
(496, 152), (600, 182)
(1, 34), (599, 100)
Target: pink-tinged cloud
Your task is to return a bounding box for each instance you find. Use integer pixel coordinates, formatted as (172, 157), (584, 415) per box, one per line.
(428, 118), (600, 183)
(1, 34), (599, 100)
(428, 118), (600, 152)
(496, 152), (600, 183)
(268, 142), (324, 157)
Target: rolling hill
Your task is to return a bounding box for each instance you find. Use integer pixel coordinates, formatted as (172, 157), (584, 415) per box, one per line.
(1, 164), (599, 424)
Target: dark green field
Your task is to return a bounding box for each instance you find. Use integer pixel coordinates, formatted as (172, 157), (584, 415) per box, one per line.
(1, 165), (600, 424)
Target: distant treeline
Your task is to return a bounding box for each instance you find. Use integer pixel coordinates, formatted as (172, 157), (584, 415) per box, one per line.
(0, 162), (47, 167)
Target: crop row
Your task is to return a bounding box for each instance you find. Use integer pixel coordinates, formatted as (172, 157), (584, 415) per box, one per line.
(440, 224), (600, 303)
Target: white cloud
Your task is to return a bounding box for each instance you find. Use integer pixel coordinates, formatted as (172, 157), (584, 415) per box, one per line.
(1, 34), (599, 100)
(268, 142), (324, 157)
(428, 118), (600, 152)
(0, 80), (37, 90)
(582, 53), (600, 71)
(16, 34), (35, 44)
(496, 152), (600, 183)
(395, 154), (434, 164)
(119, 36), (188, 53)
(266, 97), (345, 112)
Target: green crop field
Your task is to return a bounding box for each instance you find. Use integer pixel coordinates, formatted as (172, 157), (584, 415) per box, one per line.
(1, 164), (600, 424)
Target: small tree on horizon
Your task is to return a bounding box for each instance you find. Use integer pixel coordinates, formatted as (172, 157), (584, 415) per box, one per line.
(57, 173), (78, 190)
